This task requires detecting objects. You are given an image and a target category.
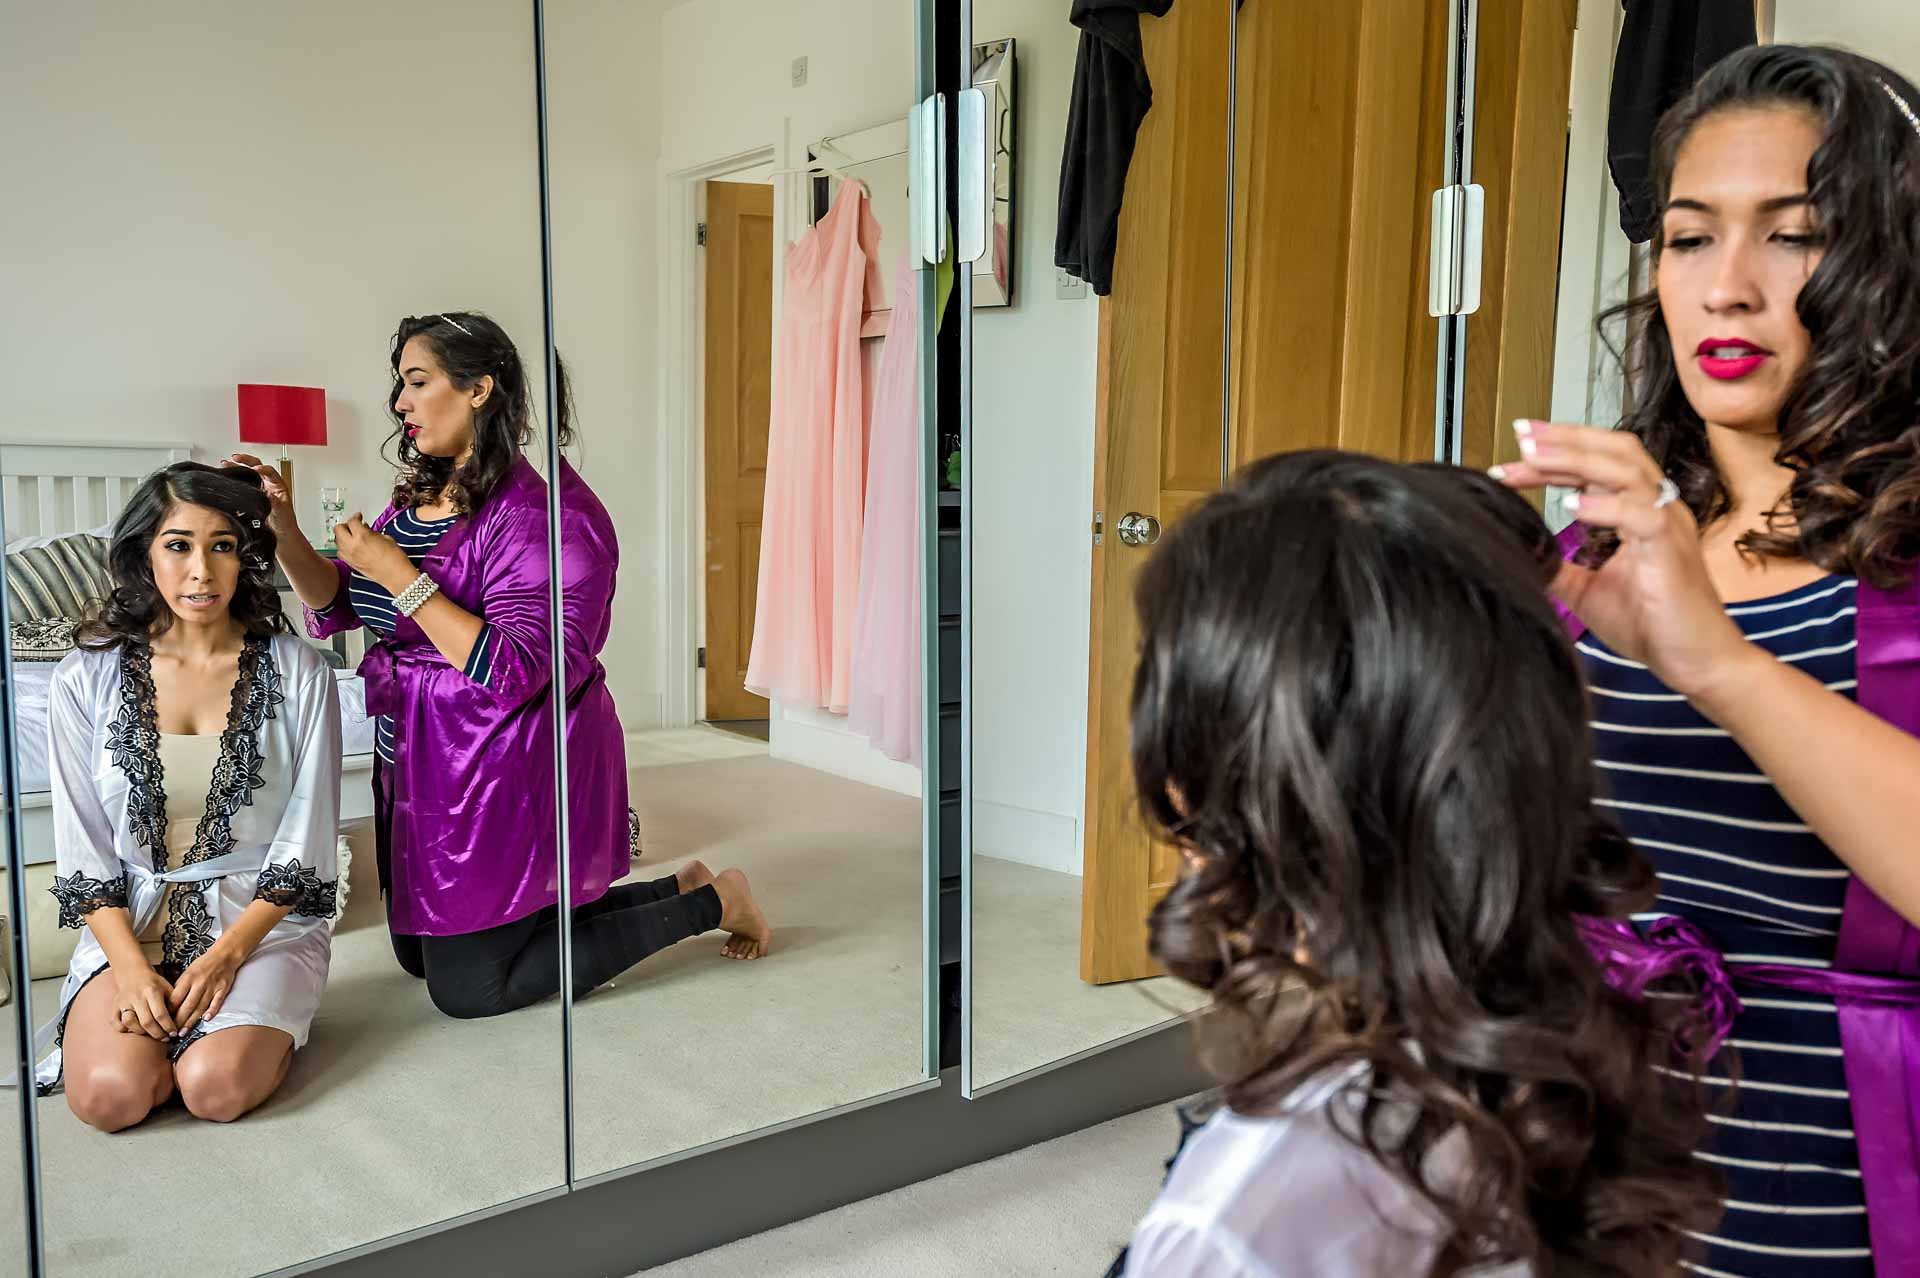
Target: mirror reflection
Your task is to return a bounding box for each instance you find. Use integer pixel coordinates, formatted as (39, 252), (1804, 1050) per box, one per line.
(965, 0), (1227, 1093)
(0, 4), (566, 1274)
(544, 0), (933, 1178)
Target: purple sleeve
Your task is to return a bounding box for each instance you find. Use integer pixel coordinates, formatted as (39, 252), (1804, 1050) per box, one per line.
(1554, 522), (1588, 642)
(303, 557), (363, 639)
(468, 505), (555, 708)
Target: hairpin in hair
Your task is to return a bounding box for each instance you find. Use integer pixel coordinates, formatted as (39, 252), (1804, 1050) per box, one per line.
(438, 313), (474, 337)
(1880, 80), (1920, 140)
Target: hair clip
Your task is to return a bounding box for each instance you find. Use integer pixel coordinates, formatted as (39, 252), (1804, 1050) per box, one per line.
(1880, 80), (1920, 140)
(439, 313), (474, 336)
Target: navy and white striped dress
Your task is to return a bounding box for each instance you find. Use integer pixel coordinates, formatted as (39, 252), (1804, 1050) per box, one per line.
(1581, 575), (1870, 1277)
(346, 507), (493, 763)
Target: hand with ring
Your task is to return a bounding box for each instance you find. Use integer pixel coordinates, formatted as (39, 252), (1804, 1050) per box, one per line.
(110, 964), (178, 1040)
(1491, 419), (1755, 703)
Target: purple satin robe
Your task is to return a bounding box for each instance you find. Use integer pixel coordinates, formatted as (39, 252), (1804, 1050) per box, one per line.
(308, 457), (628, 935)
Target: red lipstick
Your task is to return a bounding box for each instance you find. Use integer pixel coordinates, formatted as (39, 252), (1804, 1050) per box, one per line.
(1696, 337), (1771, 381)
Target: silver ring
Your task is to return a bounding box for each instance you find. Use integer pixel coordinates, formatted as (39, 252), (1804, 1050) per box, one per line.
(1654, 477), (1680, 510)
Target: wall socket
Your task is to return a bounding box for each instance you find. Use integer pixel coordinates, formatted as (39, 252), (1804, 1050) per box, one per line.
(791, 56), (808, 88)
(1054, 266), (1089, 300)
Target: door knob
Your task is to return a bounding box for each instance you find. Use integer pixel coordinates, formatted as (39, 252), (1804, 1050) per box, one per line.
(1116, 512), (1161, 547)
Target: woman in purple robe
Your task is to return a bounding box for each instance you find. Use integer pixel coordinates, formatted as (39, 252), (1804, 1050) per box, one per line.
(1494, 47), (1920, 1275)
(234, 311), (770, 1019)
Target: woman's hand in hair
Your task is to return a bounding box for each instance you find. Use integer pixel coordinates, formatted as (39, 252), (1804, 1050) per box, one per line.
(1493, 420), (1759, 703)
(223, 454), (299, 542)
(333, 514), (416, 594)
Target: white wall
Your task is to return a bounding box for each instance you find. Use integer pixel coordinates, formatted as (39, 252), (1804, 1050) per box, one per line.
(0, 2), (544, 537)
(968, 4), (1101, 876)
(547, 0), (674, 732)
(1773, 1), (1920, 79)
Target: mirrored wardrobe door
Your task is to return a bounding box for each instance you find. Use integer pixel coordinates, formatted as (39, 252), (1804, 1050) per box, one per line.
(1, 5), (567, 1274)
(2, 630), (39, 1275)
(1439, 0), (1582, 475)
(961, 0), (1231, 1097)
(1227, 0), (1454, 471)
(544, 0), (939, 1182)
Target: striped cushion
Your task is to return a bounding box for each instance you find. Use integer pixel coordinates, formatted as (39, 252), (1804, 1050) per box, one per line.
(5, 536), (109, 623)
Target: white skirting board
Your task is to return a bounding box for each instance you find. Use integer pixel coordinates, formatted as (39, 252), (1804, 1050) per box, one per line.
(770, 701), (922, 798)
(972, 800), (1081, 877)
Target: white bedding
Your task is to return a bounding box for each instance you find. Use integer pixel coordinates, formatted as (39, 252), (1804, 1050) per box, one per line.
(9, 660), (376, 795)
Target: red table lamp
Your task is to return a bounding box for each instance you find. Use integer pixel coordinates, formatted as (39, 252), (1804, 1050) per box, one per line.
(237, 384), (327, 508)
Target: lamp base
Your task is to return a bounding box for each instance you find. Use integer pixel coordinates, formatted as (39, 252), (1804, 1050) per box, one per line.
(278, 456), (294, 510)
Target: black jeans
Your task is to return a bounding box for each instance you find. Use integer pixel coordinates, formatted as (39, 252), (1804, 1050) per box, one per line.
(374, 760), (723, 1019)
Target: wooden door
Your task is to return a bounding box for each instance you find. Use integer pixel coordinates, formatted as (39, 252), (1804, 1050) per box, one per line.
(1080, 0), (1576, 984)
(1228, 0), (1453, 465)
(703, 181), (775, 722)
(1081, 0), (1234, 985)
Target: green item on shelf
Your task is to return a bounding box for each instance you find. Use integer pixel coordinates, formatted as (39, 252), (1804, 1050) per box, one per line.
(945, 449), (962, 489)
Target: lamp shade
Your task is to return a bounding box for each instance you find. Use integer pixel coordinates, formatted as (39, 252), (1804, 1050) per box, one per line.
(236, 384), (328, 447)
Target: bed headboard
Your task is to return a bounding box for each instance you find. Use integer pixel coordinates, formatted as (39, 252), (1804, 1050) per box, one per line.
(0, 439), (193, 541)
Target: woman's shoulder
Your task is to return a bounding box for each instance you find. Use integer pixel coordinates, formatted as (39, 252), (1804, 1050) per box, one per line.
(50, 644), (117, 691)
(1129, 1065), (1515, 1277)
(267, 634), (332, 686)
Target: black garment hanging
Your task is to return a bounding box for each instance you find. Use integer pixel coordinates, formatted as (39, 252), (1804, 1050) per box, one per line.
(1054, 0), (1176, 297)
(1607, 0), (1756, 243)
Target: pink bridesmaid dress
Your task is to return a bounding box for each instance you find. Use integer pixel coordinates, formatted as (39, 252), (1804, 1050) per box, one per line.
(847, 250), (925, 766)
(746, 181), (883, 712)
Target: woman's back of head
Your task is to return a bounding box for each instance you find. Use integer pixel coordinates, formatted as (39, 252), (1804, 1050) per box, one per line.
(1130, 450), (1721, 1276)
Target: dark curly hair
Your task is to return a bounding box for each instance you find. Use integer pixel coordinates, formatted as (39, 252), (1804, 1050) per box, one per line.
(76, 462), (289, 651)
(1130, 452), (1722, 1276)
(385, 310), (575, 514)
(1592, 44), (1920, 588)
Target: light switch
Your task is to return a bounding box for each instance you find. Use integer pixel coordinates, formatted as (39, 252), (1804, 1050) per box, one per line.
(1055, 267), (1088, 300)
(791, 56), (808, 88)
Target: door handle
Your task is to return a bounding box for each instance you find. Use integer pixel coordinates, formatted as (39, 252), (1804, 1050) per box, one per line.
(1116, 513), (1161, 547)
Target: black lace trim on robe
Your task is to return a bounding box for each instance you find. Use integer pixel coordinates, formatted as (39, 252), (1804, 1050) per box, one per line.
(49, 872), (129, 928)
(254, 858), (339, 919)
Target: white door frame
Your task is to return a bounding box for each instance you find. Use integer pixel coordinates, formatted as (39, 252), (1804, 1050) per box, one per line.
(655, 141), (790, 728)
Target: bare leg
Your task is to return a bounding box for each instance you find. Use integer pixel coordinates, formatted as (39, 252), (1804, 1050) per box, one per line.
(173, 1026), (294, 1123)
(676, 859), (714, 893)
(713, 868), (772, 960)
(61, 973), (173, 1133)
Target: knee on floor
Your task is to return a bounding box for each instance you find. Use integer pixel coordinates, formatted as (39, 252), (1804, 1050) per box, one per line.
(65, 1064), (165, 1133)
(426, 979), (512, 1021)
(174, 1056), (261, 1124)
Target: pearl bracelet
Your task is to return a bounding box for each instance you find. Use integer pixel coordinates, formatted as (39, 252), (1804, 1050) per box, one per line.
(394, 572), (440, 618)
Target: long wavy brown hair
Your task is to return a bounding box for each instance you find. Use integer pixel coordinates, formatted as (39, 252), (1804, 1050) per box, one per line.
(77, 462), (289, 651)
(1130, 452), (1722, 1276)
(384, 311), (576, 515)
(1592, 44), (1920, 588)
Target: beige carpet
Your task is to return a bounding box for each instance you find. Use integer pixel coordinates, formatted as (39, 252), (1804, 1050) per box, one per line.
(969, 857), (1206, 1091)
(0, 744), (1206, 1276)
(642, 1101), (1187, 1277)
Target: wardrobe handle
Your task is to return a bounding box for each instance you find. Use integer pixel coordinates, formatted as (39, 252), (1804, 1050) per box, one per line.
(910, 93), (947, 266)
(956, 87), (988, 265)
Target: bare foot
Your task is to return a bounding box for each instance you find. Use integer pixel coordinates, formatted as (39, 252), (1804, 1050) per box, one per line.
(676, 859), (715, 894)
(712, 868), (772, 960)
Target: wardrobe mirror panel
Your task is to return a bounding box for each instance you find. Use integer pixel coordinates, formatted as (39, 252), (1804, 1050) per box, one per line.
(543, 0), (936, 1180)
(0, 753), (26, 1270)
(961, 0), (1227, 1095)
(0, 5), (568, 1275)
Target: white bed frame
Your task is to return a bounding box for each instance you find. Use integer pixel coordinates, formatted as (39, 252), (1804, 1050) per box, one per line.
(2, 439), (375, 865)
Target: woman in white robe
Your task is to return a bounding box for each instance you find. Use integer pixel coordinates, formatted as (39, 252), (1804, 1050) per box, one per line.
(26, 462), (340, 1129)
